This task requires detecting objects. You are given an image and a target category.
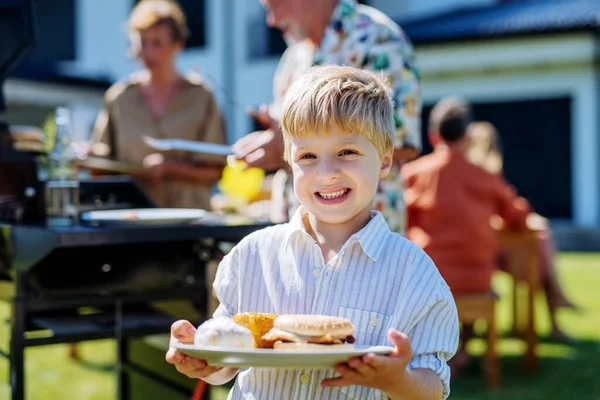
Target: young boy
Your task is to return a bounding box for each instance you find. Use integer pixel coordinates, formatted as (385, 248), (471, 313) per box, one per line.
(166, 66), (459, 399)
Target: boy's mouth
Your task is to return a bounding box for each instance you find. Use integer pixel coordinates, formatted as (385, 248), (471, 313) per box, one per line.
(315, 188), (350, 201)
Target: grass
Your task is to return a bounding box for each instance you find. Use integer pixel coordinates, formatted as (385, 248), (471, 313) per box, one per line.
(0, 252), (599, 399)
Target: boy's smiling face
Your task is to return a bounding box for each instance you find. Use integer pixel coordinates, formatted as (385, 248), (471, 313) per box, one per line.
(290, 128), (393, 227)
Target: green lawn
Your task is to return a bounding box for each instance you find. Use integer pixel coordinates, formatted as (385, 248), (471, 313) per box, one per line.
(1, 253), (599, 399)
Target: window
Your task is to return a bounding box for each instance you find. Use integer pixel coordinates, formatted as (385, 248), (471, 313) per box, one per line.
(266, 27), (287, 57)
(133, 0), (206, 48)
(27, 0), (76, 63)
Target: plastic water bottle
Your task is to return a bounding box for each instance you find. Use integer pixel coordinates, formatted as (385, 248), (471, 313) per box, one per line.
(45, 107), (80, 225)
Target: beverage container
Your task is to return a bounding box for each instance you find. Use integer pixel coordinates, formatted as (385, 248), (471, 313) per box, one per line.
(45, 107), (79, 225)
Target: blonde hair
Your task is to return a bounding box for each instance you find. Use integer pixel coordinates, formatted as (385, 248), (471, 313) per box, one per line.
(128, 0), (189, 55)
(465, 121), (504, 174)
(281, 65), (395, 162)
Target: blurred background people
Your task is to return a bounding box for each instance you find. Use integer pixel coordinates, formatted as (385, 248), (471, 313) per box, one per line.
(90, 0), (227, 209)
(233, 0), (422, 232)
(466, 121), (577, 340)
(402, 97), (532, 376)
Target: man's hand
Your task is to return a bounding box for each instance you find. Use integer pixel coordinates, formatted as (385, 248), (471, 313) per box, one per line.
(321, 329), (412, 392)
(232, 105), (286, 171)
(247, 104), (277, 130)
(232, 129), (286, 171)
(165, 320), (222, 379)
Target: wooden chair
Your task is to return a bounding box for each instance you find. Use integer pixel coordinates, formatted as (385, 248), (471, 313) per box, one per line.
(453, 291), (500, 388)
(498, 228), (540, 372)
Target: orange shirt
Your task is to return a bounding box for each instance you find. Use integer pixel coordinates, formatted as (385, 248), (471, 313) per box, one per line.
(401, 146), (530, 294)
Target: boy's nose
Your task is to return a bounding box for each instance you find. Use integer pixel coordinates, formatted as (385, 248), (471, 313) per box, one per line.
(317, 160), (341, 182)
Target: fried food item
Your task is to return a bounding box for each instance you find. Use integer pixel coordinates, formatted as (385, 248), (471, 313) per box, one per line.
(232, 312), (278, 348)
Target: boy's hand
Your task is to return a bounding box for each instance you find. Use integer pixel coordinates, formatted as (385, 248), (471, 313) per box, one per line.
(321, 329), (412, 392)
(165, 320), (222, 379)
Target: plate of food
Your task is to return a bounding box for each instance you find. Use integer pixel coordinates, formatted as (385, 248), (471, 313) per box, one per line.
(175, 313), (394, 369)
(80, 208), (207, 226)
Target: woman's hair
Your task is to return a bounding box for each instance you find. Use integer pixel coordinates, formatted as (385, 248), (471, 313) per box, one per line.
(281, 65), (395, 163)
(465, 121), (504, 175)
(127, 0), (189, 55)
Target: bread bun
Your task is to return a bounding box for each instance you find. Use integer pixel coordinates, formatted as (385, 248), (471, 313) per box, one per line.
(274, 314), (354, 337)
(273, 341), (355, 351)
(194, 316), (255, 349)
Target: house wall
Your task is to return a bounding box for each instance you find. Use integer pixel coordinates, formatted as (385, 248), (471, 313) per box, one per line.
(416, 33), (600, 228)
(4, 1), (597, 227)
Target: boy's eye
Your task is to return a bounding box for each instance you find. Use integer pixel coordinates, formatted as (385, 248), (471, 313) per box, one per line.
(297, 153), (316, 160)
(339, 149), (359, 156)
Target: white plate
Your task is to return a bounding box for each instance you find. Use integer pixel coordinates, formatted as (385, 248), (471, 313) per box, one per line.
(80, 208), (206, 226)
(174, 344), (394, 369)
(143, 137), (234, 156)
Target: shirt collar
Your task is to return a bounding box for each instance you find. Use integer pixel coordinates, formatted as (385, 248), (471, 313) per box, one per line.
(284, 206), (390, 262)
(283, 206), (314, 250)
(348, 211), (390, 261)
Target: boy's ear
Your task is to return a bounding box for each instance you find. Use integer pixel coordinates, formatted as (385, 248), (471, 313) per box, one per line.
(379, 150), (394, 179)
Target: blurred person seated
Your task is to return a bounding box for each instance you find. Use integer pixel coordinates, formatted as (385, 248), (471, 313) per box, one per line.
(401, 97), (531, 376)
(466, 121), (577, 340)
(90, 0), (227, 209)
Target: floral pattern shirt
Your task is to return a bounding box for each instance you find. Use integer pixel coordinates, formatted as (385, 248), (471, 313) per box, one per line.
(272, 0), (422, 233)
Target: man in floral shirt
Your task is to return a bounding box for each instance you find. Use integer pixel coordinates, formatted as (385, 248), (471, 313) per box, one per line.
(234, 0), (421, 233)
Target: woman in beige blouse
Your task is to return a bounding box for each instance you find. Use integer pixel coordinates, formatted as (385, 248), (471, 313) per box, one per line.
(91, 0), (227, 209)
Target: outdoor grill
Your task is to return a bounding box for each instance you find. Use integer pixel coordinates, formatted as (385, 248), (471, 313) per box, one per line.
(0, 2), (270, 399)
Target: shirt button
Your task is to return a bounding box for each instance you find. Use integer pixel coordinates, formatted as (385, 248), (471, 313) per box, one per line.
(300, 373), (310, 384)
(369, 317), (378, 327)
(313, 269), (321, 278)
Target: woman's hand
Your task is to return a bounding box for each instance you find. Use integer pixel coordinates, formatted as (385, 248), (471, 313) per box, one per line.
(130, 153), (173, 181)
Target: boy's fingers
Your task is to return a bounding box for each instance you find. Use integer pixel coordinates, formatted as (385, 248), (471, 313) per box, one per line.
(177, 364), (221, 379)
(165, 348), (182, 364)
(348, 358), (376, 376)
(334, 364), (363, 382)
(362, 353), (390, 369)
(175, 357), (207, 373)
(171, 320), (196, 343)
(389, 329), (412, 357)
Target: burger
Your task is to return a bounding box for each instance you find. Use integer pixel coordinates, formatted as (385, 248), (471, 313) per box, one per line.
(262, 314), (356, 350)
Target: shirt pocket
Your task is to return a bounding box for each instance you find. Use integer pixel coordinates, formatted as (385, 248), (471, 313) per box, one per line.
(337, 306), (390, 347)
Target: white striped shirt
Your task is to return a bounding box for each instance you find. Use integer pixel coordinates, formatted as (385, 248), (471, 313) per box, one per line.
(213, 208), (459, 399)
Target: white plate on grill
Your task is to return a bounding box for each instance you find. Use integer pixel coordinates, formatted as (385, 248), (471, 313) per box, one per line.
(174, 344), (394, 369)
(81, 208), (207, 226)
